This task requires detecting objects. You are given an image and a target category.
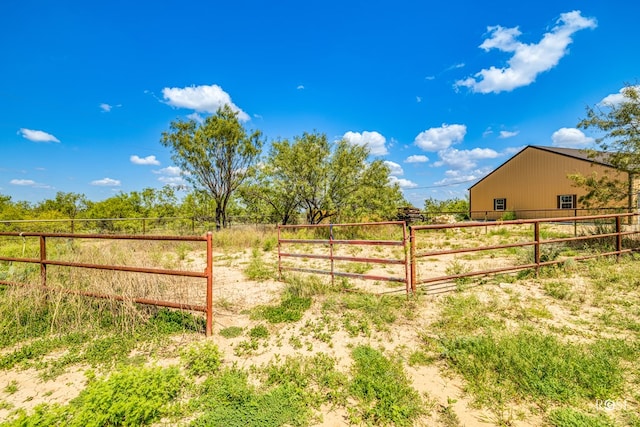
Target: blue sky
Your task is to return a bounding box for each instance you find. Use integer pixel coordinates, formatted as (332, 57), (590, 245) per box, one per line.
(1, 1), (638, 207)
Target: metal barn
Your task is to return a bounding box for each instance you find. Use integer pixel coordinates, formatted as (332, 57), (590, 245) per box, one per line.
(469, 145), (637, 220)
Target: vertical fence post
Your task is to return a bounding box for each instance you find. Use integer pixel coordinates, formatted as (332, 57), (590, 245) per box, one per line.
(40, 235), (47, 288)
(277, 225), (282, 280)
(616, 216), (622, 261)
(329, 224), (334, 286)
(534, 222), (540, 277)
(205, 231), (213, 337)
(410, 226), (416, 294)
(402, 222), (413, 296)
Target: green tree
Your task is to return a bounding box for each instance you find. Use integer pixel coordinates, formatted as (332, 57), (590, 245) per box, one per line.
(36, 192), (88, 219)
(260, 132), (405, 224)
(137, 186), (179, 218)
(0, 195), (22, 225)
(85, 192), (145, 231)
(572, 84), (640, 210)
(338, 156), (406, 223)
(424, 197), (470, 220)
(0, 195), (31, 223)
(160, 105), (263, 229)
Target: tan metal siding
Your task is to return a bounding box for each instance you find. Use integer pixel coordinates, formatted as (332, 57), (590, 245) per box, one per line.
(470, 147), (626, 219)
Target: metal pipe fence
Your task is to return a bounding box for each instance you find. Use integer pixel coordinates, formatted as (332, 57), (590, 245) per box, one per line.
(277, 221), (410, 293)
(0, 231), (214, 336)
(410, 212), (640, 294)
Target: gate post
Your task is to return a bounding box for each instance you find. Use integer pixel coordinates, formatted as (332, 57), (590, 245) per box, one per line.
(40, 235), (47, 288)
(206, 231), (213, 337)
(410, 226), (416, 294)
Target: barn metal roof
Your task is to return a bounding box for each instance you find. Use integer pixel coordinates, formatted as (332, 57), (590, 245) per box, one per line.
(530, 145), (614, 166)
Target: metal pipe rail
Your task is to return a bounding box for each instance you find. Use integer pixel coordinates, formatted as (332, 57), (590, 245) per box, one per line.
(277, 221), (410, 293)
(410, 212), (640, 293)
(0, 231), (214, 336)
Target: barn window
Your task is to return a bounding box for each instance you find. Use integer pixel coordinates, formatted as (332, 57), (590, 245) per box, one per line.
(557, 194), (577, 209)
(494, 198), (506, 211)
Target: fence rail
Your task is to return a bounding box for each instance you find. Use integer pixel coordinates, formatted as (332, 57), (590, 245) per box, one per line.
(2, 213), (638, 335)
(0, 231), (214, 336)
(277, 221), (410, 292)
(410, 212), (640, 294)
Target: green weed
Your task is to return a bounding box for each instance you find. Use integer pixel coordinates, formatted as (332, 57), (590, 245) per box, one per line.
(543, 281), (574, 300)
(219, 326), (244, 338)
(547, 407), (615, 427)
(260, 353), (347, 407)
(180, 341), (223, 377)
(255, 296), (312, 323)
(3, 380), (18, 395)
(191, 367), (312, 427)
(249, 324), (270, 339)
(441, 330), (632, 408)
(4, 365), (184, 426)
(348, 345), (425, 426)
(244, 247), (274, 281)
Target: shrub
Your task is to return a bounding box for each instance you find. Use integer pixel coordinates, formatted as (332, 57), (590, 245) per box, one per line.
(181, 341), (223, 376)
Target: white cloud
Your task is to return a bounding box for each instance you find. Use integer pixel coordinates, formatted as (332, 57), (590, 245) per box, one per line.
(455, 11), (596, 94)
(297, 85), (305, 90)
(161, 84), (249, 121)
(434, 147), (499, 170)
(130, 155), (161, 166)
(10, 179), (52, 189)
(154, 166), (183, 176)
(19, 128), (60, 143)
(187, 112), (204, 122)
(504, 145), (526, 155)
(342, 131), (388, 156)
(434, 167), (492, 186)
(384, 161), (403, 176)
(91, 177), (121, 187)
(154, 166), (187, 186)
(405, 155), (429, 163)
(158, 176), (187, 186)
(10, 179), (36, 186)
(599, 85), (640, 106)
(389, 176), (419, 188)
(99, 103), (121, 112)
(414, 124), (466, 151)
(551, 127), (595, 148)
(447, 63), (465, 71)
(499, 130), (519, 139)
(416, 96), (422, 103)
